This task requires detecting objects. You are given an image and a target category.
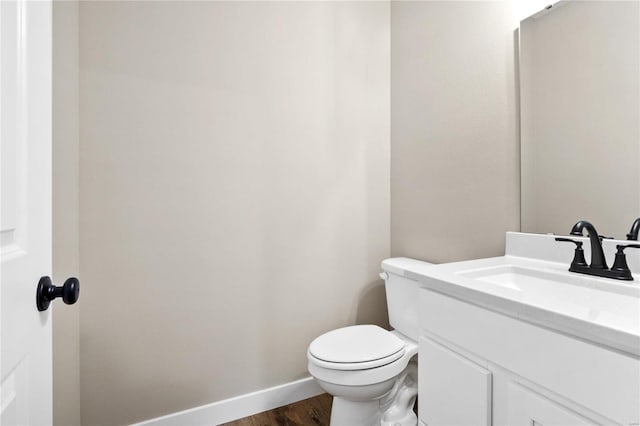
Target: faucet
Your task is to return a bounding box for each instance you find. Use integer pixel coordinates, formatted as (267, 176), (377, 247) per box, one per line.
(556, 220), (639, 281)
(569, 220), (608, 269)
(627, 218), (640, 240)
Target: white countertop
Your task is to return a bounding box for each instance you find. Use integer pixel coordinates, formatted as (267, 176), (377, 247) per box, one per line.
(398, 232), (640, 357)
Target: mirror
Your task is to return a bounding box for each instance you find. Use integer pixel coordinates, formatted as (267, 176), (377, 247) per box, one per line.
(519, 0), (639, 239)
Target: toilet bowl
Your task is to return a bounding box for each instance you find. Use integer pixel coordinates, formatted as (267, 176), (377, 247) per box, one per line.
(307, 258), (433, 426)
(307, 325), (418, 426)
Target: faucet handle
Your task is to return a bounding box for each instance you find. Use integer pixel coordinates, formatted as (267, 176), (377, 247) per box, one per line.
(555, 237), (588, 269)
(610, 244), (640, 280)
(618, 243), (640, 250)
(555, 237), (583, 247)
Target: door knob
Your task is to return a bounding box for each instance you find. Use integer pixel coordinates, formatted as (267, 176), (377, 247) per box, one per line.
(36, 276), (80, 311)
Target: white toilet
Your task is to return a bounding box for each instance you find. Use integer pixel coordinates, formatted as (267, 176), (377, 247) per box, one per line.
(307, 258), (430, 426)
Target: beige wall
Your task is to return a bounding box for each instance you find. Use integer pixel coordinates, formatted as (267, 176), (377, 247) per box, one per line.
(390, 1), (520, 262)
(51, 1), (529, 423)
(52, 1), (81, 425)
(78, 2), (390, 424)
(520, 1), (640, 238)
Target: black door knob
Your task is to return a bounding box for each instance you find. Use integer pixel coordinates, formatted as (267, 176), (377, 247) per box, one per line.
(36, 276), (80, 312)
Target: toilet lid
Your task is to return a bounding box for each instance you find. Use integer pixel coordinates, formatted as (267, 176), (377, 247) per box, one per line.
(308, 325), (405, 365)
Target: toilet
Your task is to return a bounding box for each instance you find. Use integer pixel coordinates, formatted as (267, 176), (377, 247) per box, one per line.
(307, 258), (431, 426)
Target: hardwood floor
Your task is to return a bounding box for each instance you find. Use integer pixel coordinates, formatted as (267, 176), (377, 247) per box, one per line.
(220, 394), (333, 426)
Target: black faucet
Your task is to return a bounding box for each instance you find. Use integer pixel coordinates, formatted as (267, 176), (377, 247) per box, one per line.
(627, 218), (640, 240)
(569, 220), (608, 269)
(555, 220), (637, 280)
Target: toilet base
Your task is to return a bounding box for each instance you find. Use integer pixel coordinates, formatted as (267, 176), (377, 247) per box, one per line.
(330, 398), (382, 426)
(380, 360), (418, 426)
(327, 360), (418, 426)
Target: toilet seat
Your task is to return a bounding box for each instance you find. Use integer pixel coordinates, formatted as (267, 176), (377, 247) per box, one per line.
(308, 349), (405, 371)
(308, 325), (406, 370)
(307, 329), (418, 387)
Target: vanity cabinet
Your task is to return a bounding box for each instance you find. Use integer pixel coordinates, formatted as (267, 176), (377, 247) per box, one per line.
(420, 337), (491, 426)
(418, 289), (640, 426)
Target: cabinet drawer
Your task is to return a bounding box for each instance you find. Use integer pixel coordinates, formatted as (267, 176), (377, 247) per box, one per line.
(419, 336), (492, 426)
(508, 382), (598, 426)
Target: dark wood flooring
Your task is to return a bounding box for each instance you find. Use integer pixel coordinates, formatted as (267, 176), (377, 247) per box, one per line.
(220, 394), (333, 426)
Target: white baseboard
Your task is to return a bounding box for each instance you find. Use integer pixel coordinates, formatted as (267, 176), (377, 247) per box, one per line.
(131, 377), (324, 426)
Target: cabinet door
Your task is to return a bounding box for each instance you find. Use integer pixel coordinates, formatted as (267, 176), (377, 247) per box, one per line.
(419, 337), (492, 426)
(508, 382), (598, 426)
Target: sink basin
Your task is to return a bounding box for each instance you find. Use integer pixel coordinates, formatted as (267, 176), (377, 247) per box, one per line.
(460, 264), (561, 289)
(456, 264), (640, 337)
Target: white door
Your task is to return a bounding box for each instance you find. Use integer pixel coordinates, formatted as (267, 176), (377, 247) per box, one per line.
(1, 1), (53, 425)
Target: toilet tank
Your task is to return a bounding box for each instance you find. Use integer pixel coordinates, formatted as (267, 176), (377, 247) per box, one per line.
(381, 257), (434, 341)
